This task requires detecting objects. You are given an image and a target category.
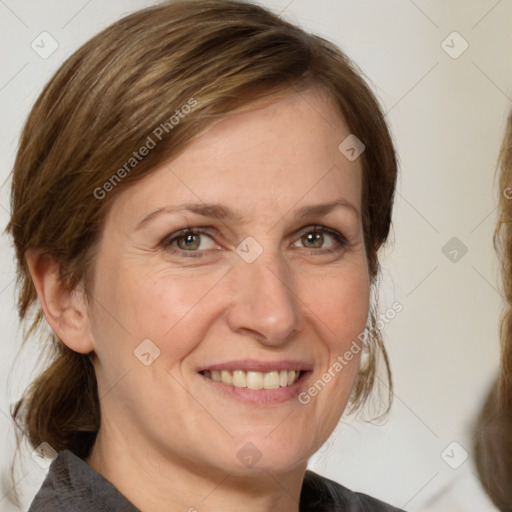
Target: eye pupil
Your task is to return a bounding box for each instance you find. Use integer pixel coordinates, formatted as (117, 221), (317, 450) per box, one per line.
(303, 231), (323, 248)
(178, 233), (200, 250)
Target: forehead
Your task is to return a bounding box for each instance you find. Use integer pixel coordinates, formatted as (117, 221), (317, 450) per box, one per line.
(192, 88), (353, 167)
(109, 88), (362, 225)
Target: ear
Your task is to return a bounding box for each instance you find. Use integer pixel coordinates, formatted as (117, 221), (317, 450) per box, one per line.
(25, 250), (94, 354)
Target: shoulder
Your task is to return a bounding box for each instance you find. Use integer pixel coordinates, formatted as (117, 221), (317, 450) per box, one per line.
(27, 451), (71, 512)
(300, 470), (406, 512)
(28, 450), (139, 512)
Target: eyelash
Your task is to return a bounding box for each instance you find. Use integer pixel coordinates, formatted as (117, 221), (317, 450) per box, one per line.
(160, 225), (349, 258)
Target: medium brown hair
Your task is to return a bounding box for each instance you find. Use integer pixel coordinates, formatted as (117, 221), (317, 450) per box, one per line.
(473, 111), (512, 510)
(495, 111), (512, 412)
(6, 0), (398, 459)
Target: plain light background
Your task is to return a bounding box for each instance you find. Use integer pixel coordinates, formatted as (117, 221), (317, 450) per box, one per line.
(1, 0), (511, 510)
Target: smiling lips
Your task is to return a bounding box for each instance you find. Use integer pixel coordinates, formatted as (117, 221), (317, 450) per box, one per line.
(203, 369), (303, 389)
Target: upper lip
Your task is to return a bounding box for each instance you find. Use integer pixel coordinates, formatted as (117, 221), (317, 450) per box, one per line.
(197, 359), (313, 373)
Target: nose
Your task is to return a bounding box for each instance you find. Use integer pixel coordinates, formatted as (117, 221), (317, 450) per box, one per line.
(225, 250), (303, 346)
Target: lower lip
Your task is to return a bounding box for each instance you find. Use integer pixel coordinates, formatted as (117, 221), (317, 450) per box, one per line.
(199, 372), (311, 405)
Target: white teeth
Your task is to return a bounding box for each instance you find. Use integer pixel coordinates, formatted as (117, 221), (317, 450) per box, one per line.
(247, 371), (263, 390)
(204, 369), (302, 388)
(221, 370), (233, 384)
(263, 371), (280, 390)
(232, 370), (247, 387)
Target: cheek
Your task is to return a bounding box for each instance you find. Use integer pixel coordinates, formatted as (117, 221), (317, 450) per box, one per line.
(301, 265), (370, 350)
(108, 268), (230, 362)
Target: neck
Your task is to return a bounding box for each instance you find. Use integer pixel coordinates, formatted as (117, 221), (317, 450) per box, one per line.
(86, 426), (307, 512)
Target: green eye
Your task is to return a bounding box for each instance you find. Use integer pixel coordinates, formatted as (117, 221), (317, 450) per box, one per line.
(293, 226), (348, 253)
(176, 233), (201, 250)
(162, 228), (217, 255)
(302, 231), (324, 249)
(162, 225), (348, 259)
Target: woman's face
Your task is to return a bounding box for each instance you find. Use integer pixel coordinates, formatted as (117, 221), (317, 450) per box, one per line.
(86, 88), (370, 476)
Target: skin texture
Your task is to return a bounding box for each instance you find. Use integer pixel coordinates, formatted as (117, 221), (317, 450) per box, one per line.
(27, 88), (370, 512)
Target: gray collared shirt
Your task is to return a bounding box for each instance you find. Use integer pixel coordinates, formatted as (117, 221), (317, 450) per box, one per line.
(28, 450), (405, 512)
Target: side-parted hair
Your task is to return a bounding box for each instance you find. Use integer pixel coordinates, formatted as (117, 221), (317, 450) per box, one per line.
(6, 0), (398, 459)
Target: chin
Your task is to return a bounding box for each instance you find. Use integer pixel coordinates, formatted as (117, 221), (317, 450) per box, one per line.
(226, 434), (313, 476)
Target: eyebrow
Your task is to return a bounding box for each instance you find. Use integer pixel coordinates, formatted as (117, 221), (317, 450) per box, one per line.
(134, 198), (359, 231)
